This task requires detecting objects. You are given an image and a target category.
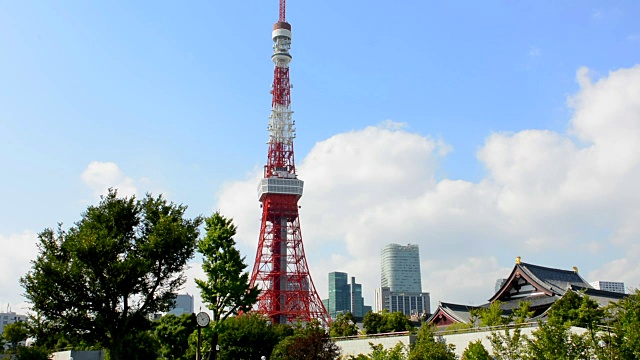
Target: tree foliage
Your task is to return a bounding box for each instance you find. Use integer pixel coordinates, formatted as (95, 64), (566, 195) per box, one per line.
(461, 340), (490, 360)
(363, 311), (413, 335)
(153, 313), (196, 360)
(20, 189), (202, 360)
(610, 288), (640, 359)
(368, 342), (408, 360)
(195, 212), (260, 359)
(14, 345), (50, 360)
(329, 312), (359, 337)
(408, 324), (456, 360)
(472, 301), (506, 327)
(3, 321), (29, 351)
(217, 313), (292, 360)
(271, 321), (340, 360)
(486, 301), (532, 360)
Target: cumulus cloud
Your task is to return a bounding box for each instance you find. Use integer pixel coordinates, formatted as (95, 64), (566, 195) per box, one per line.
(81, 161), (138, 198)
(0, 230), (39, 312)
(214, 64), (640, 309)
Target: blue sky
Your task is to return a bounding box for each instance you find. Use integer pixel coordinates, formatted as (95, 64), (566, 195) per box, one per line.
(2, 1), (640, 313)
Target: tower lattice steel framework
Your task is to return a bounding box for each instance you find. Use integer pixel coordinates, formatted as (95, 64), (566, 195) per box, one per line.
(249, 0), (330, 326)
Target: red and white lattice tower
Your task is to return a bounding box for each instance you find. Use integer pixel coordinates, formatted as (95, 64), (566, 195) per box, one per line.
(249, 0), (330, 326)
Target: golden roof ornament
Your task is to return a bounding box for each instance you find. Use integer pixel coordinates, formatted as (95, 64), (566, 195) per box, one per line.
(516, 256), (521, 265)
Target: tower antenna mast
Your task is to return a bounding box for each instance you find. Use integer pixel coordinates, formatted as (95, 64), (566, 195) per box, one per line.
(279, 0), (286, 22)
(249, 0), (330, 326)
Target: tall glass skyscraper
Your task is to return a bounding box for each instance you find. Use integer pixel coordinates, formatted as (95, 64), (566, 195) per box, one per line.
(381, 243), (422, 293)
(328, 272), (349, 319)
(325, 272), (370, 320)
(376, 244), (430, 317)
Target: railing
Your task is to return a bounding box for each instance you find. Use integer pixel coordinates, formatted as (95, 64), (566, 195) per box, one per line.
(334, 322), (541, 341)
(436, 321), (540, 336)
(333, 330), (412, 341)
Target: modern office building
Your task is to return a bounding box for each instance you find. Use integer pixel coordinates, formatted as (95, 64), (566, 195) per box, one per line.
(376, 243), (430, 317)
(374, 287), (430, 317)
(324, 272), (371, 319)
(381, 243), (422, 293)
(167, 293), (194, 316)
(1, 310), (27, 349)
(589, 281), (625, 294)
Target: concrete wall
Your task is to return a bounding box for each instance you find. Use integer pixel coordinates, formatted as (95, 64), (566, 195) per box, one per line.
(335, 333), (415, 357)
(335, 325), (589, 358)
(50, 350), (105, 360)
(438, 326), (539, 357)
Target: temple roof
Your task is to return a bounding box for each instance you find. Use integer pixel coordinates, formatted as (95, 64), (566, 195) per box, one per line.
(498, 294), (558, 310)
(427, 302), (480, 325)
(569, 285), (626, 307)
(490, 262), (592, 303)
(519, 263), (592, 294)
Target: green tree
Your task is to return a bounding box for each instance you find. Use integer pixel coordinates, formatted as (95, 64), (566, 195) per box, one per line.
(271, 321), (340, 360)
(363, 311), (413, 335)
(610, 288), (640, 359)
(153, 313), (196, 360)
(472, 301), (506, 327)
(330, 312), (359, 337)
(3, 321), (29, 353)
(363, 312), (385, 335)
(217, 313), (292, 360)
(15, 345), (50, 360)
(369, 342), (408, 360)
(408, 324), (457, 360)
(487, 301), (531, 360)
(20, 190), (202, 360)
(461, 340), (490, 360)
(538, 290), (605, 358)
(445, 322), (473, 333)
(526, 314), (593, 360)
(121, 328), (160, 360)
(195, 212), (260, 360)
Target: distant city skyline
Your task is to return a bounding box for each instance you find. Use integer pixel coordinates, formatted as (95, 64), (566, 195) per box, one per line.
(324, 272), (371, 319)
(167, 293), (195, 316)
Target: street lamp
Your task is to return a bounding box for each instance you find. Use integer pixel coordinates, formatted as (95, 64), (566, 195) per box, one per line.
(195, 312), (210, 360)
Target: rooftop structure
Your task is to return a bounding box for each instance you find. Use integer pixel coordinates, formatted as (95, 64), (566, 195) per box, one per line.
(589, 281), (625, 294)
(429, 256), (626, 327)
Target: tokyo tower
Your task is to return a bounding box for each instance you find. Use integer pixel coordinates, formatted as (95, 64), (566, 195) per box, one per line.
(249, 0), (330, 326)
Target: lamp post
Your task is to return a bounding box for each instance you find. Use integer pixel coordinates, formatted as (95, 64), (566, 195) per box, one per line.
(195, 312), (210, 360)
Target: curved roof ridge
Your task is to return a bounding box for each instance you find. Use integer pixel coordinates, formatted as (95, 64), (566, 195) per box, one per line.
(519, 262), (592, 294)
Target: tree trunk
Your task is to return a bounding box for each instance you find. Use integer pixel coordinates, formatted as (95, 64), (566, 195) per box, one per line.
(211, 331), (219, 360)
(110, 334), (123, 360)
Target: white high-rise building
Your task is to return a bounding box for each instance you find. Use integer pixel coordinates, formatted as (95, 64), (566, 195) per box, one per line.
(377, 244), (430, 316)
(589, 281), (625, 294)
(381, 243), (422, 293)
(1, 311), (27, 349)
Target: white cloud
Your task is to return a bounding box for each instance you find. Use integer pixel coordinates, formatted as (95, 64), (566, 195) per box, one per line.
(528, 46), (542, 58)
(81, 161), (138, 198)
(0, 230), (39, 312)
(627, 34), (640, 43)
(214, 64), (640, 310)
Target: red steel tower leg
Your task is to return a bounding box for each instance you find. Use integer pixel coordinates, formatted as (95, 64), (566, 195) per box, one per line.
(249, 1), (330, 327)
